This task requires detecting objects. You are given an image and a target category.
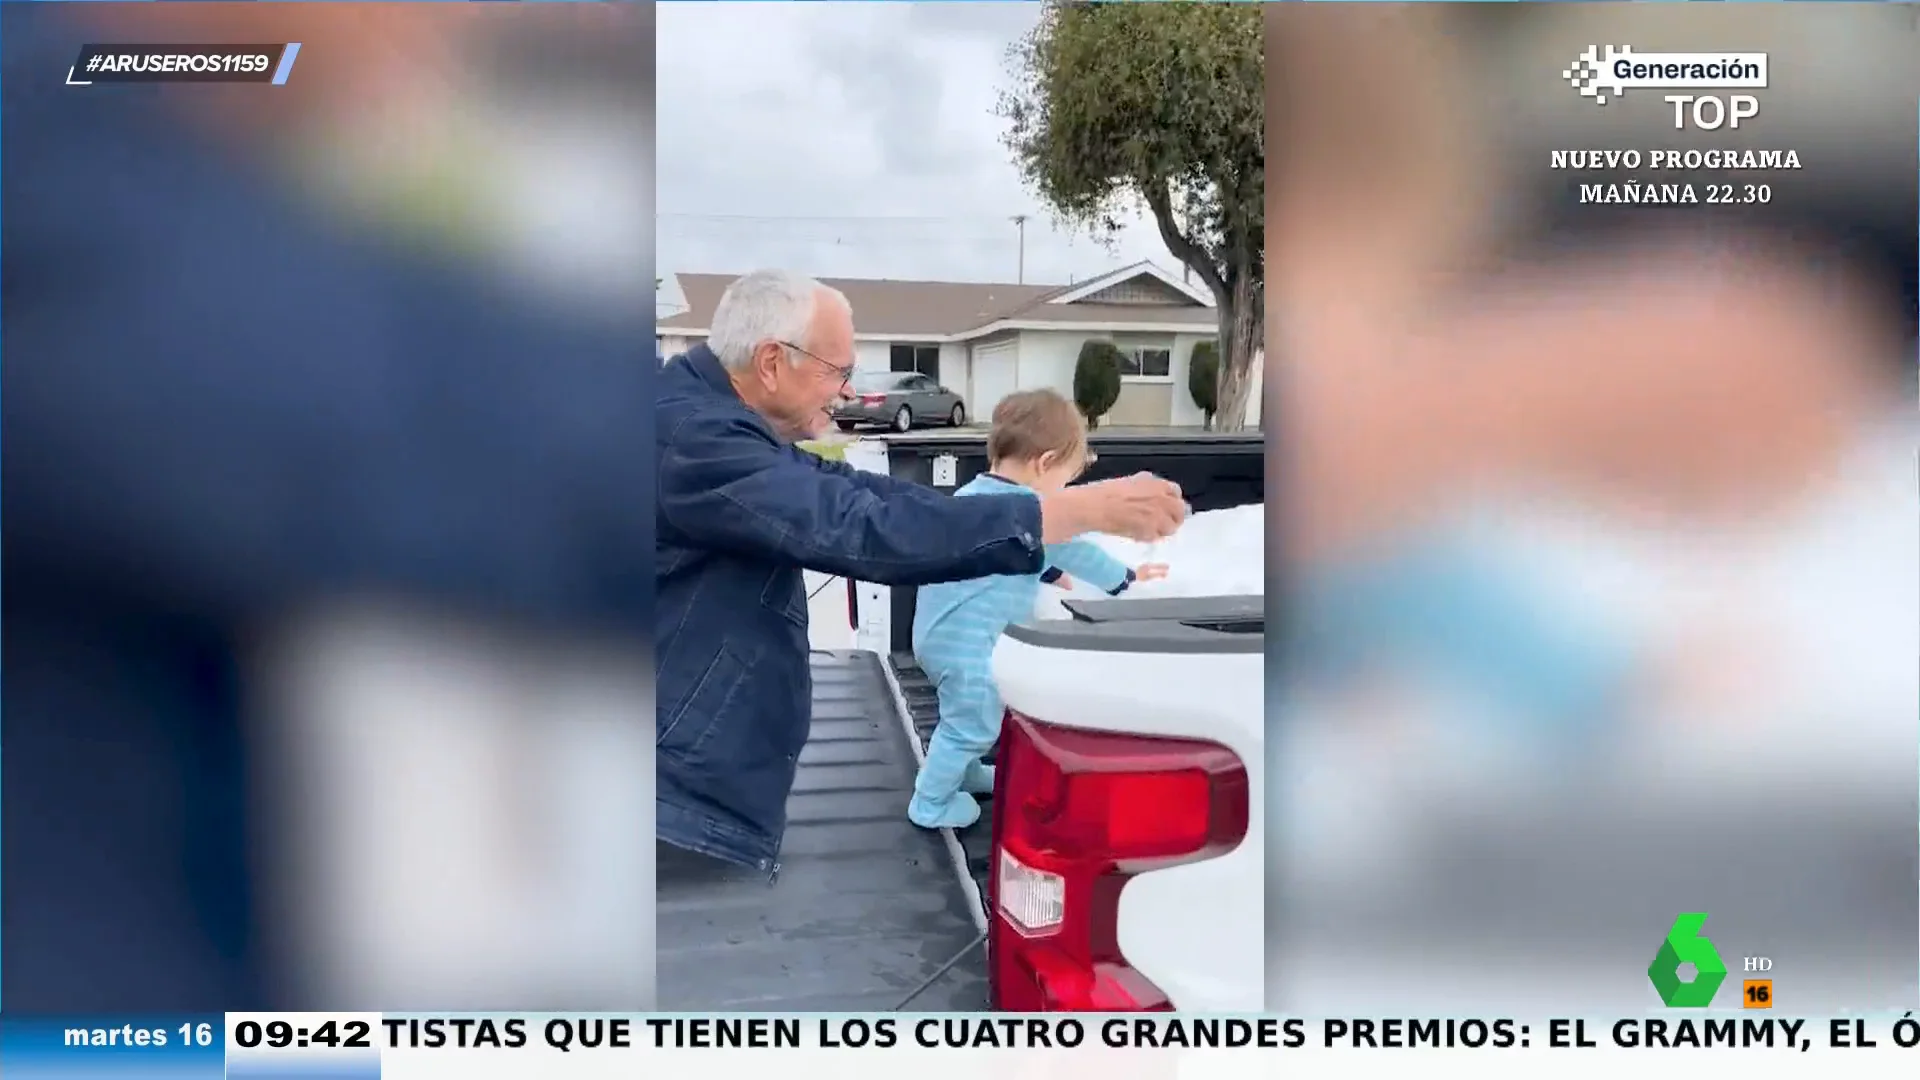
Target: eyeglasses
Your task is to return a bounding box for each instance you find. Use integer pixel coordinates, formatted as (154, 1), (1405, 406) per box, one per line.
(777, 341), (855, 386)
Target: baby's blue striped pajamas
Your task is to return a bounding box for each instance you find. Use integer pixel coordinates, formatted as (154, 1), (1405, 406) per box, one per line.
(908, 473), (1136, 829)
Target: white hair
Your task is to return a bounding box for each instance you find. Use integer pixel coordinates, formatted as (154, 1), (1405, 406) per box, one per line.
(706, 269), (850, 372)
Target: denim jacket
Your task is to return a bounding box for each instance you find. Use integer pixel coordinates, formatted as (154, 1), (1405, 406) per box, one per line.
(655, 346), (1046, 870)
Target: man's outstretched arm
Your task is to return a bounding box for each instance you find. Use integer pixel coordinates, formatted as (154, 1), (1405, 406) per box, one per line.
(660, 411), (1049, 587)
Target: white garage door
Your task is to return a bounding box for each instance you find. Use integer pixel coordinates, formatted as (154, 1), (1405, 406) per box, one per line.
(970, 340), (1020, 421)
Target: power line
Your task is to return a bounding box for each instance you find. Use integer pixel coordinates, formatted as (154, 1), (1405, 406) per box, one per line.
(656, 209), (1168, 282)
(659, 212), (1032, 225)
(659, 221), (1012, 235)
(658, 233), (1015, 248)
(656, 212), (1141, 249)
(656, 214), (1115, 250)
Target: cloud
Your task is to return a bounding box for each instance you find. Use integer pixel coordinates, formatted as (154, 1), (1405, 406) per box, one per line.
(656, 2), (1179, 307)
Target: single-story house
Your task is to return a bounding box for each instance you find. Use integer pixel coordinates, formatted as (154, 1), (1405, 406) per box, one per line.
(656, 262), (1262, 428)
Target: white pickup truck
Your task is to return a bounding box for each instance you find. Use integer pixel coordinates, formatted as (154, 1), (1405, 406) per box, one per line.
(655, 429), (1266, 1013)
(990, 592), (1264, 1011)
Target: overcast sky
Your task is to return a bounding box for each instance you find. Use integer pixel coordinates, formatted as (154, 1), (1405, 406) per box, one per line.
(655, 2), (1180, 312)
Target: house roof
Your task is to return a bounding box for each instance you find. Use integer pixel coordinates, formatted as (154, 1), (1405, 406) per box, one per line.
(656, 262), (1218, 341)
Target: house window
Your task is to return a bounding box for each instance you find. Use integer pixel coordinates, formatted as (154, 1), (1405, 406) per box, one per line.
(1117, 345), (1173, 380)
(889, 343), (941, 382)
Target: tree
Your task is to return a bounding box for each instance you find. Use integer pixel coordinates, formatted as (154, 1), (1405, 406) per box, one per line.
(1187, 339), (1220, 429)
(1073, 340), (1123, 429)
(1002, 2), (1263, 430)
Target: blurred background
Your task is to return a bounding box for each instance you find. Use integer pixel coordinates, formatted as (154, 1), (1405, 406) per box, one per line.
(1267, 4), (1916, 1012)
(3, 3), (656, 1011)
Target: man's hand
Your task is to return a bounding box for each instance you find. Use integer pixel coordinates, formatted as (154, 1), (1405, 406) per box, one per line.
(1039, 473), (1186, 544)
(1135, 563), (1171, 582)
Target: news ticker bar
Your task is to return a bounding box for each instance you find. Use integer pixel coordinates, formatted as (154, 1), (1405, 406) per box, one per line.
(66, 44), (303, 86)
(3, 1013), (1920, 1079)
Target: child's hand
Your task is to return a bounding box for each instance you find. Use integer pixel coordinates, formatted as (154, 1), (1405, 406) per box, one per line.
(1135, 563), (1171, 582)
(1051, 573), (1075, 590)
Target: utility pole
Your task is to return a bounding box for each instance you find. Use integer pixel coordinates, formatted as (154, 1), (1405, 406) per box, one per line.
(1011, 215), (1028, 284)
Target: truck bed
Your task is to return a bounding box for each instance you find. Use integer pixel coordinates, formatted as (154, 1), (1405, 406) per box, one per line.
(655, 650), (988, 1011)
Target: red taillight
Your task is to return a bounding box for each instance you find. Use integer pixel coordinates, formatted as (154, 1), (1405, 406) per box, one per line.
(988, 709), (1249, 1012)
(859, 393), (886, 405)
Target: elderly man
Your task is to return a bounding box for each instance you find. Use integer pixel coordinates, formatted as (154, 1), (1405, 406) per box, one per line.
(656, 269), (1187, 872)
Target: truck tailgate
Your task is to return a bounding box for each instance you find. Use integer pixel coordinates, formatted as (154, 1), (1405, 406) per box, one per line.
(656, 650), (986, 1010)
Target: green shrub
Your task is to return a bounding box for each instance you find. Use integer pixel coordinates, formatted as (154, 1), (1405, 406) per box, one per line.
(1187, 339), (1220, 428)
(1072, 340), (1124, 428)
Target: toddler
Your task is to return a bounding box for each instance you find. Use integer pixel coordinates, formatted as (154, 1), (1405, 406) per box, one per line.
(908, 390), (1168, 830)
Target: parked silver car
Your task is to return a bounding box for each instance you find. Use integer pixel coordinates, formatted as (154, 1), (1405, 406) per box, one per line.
(833, 370), (967, 433)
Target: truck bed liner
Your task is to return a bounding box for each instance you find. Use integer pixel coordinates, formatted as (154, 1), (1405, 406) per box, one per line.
(656, 650), (987, 1011)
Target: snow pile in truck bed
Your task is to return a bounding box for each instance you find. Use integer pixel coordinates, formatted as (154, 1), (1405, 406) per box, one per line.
(1033, 503), (1264, 620)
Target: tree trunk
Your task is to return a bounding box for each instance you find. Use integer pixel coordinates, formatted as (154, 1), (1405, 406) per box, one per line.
(1211, 269), (1263, 432)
